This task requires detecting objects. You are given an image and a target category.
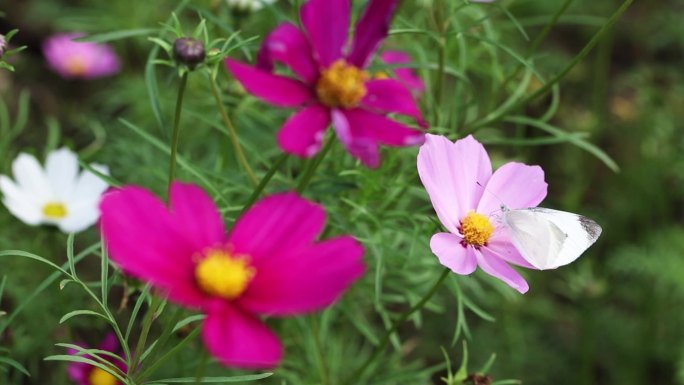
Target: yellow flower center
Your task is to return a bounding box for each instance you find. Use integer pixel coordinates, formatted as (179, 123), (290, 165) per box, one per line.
(316, 59), (369, 109)
(88, 367), (118, 385)
(42, 202), (68, 219)
(65, 56), (88, 76)
(460, 211), (494, 247)
(195, 249), (255, 300)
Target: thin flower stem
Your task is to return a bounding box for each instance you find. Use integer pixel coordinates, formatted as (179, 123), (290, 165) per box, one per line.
(240, 153), (289, 215)
(343, 268), (451, 385)
(131, 295), (163, 374)
(168, 71), (189, 195)
(310, 315), (331, 385)
(194, 349), (210, 385)
(137, 327), (201, 381)
(433, 0), (448, 126)
(296, 135), (335, 194)
(208, 76), (259, 187)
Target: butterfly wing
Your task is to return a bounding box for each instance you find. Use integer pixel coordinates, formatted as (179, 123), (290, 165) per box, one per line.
(504, 208), (602, 270)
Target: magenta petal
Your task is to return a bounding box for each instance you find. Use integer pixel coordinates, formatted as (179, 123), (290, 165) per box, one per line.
(277, 104), (331, 157)
(477, 162), (547, 215)
(475, 249), (529, 294)
(228, 193), (325, 264)
(331, 109), (380, 168)
(240, 236), (364, 315)
(301, 0), (349, 67)
(380, 50), (426, 94)
(347, 0), (400, 67)
(225, 59), (314, 107)
(362, 79), (426, 126)
(430, 233), (477, 275)
(202, 304), (282, 369)
(170, 182), (225, 252)
(256, 22), (318, 84)
(343, 108), (425, 146)
(99, 186), (207, 308)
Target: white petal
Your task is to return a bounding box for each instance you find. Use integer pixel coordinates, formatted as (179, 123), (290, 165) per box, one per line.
(0, 175), (43, 225)
(69, 163), (110, 204)
(57, 204), (100, 233)
(45, 147), (80, 201)
(12, 153), (53, 202)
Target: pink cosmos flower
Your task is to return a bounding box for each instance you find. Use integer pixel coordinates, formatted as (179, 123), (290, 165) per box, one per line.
(225, 0), (426, 168)
(99, 182), (365, 368)
(417, 134), (548, 294)
(67, 333), (126, 385)
(379, 50), (425, 95)
(43, 33), (120, 79)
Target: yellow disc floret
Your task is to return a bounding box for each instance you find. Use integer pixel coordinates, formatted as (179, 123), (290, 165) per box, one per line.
(195, 249), (255, 300)
(65, 57), (88, 76)
(316, 59), (369, 109)
(88, 367), (118, 385)
(460, 211), (494, 247)
(42, 202), (68, 219)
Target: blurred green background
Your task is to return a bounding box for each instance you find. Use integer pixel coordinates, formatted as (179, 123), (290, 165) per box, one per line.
(1, 0), (684, 384)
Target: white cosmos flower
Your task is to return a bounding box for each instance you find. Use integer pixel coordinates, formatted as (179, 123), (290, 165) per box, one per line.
(226, 0), (276, 12)
(0, 147), (110, 233)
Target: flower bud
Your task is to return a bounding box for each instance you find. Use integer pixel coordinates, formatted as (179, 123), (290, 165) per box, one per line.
(465, 374), (493, 385)
(173, 37), (205, 69)
(0, 35), (6, 59)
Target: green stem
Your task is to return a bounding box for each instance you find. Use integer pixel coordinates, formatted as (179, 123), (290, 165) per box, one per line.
(131, 295), (163, 374)
(433, 0), (448, 126)
(240, 153), (289, 215)
(296, 135), (335, 194)
(209, 76), (259, 187)
(310, 315), (331, 385)
(168, 71), (189, 195)
(194, 350), (210, 385)
(343, 268), (451, 385)
(137, 327), (201, 381)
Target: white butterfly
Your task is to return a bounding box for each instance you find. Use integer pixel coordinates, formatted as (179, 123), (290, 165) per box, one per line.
(501, 206), (602, 270)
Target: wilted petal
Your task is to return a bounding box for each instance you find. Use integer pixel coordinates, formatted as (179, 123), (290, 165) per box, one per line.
(301, 0), (349, 67)
(226, 59), (314, 107)
(228, 193), (325, 264)
(475, 248), (529, 294)
(257, 22), (318, 83)
(240, 236), (364, 315)
(202, 303), (282, 368)
(277, 104), (331, 157)
(430, 233), (477, 274)
(362, 79), (426, 126)
(348, 0), (399, 68)
(477, 162), (547, 215)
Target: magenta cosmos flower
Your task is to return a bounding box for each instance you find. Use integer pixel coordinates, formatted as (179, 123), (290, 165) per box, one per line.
(417, 134), (547, 294)
(43, 33), (120, 79)
(68, 333), (126, 385)
(226, 0), (426, 168)
(379, 50), (425, 95)
(99, 182), (365, 368)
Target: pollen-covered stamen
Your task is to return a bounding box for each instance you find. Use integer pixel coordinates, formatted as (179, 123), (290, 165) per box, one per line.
(43, 202), (68, 219)
(88, 367), (118, 385)
(459, 211), (494, 247)
(316, 59), (369, 109)
(195, 249), (255, 300)
(65, 57), (88, 76)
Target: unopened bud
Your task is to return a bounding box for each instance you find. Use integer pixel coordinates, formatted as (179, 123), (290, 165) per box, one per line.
(173, 37), (205, 69)
(464, 374), (492, 385)
(0, 35), (6, 59)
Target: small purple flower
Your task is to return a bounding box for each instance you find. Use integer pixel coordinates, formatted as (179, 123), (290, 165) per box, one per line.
(0, 34), (6, 59)
(43, 33), (120, 79)
(68, 333), (126, 385)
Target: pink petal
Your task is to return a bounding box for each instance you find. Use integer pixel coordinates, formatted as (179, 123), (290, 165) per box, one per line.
(331, 109), (379, 168)
(256, 23), (318, 84)
(277, 104), (331, 158)
(228, 193), (325, 264)
(430, 233), (477, 274)
(477, 162), (547, 215)
(416, 134), (492, 233)
(225, 59), (314, 107)
(301, 0), (349, 67)
(169, 182), (225, 252)
(347, 0), (399, 68)
(239, 236), (364, 316)
(202, 303), (282, 369)
(380, 50), (426, 94)
(484, 227), (536, 269)
(475, 248), (529, 294)
(99, 186), (207, 308)
(361, 79), (426, 126)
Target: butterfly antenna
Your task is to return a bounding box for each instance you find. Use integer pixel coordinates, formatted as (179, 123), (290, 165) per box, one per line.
(475, 181), (508, 216)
